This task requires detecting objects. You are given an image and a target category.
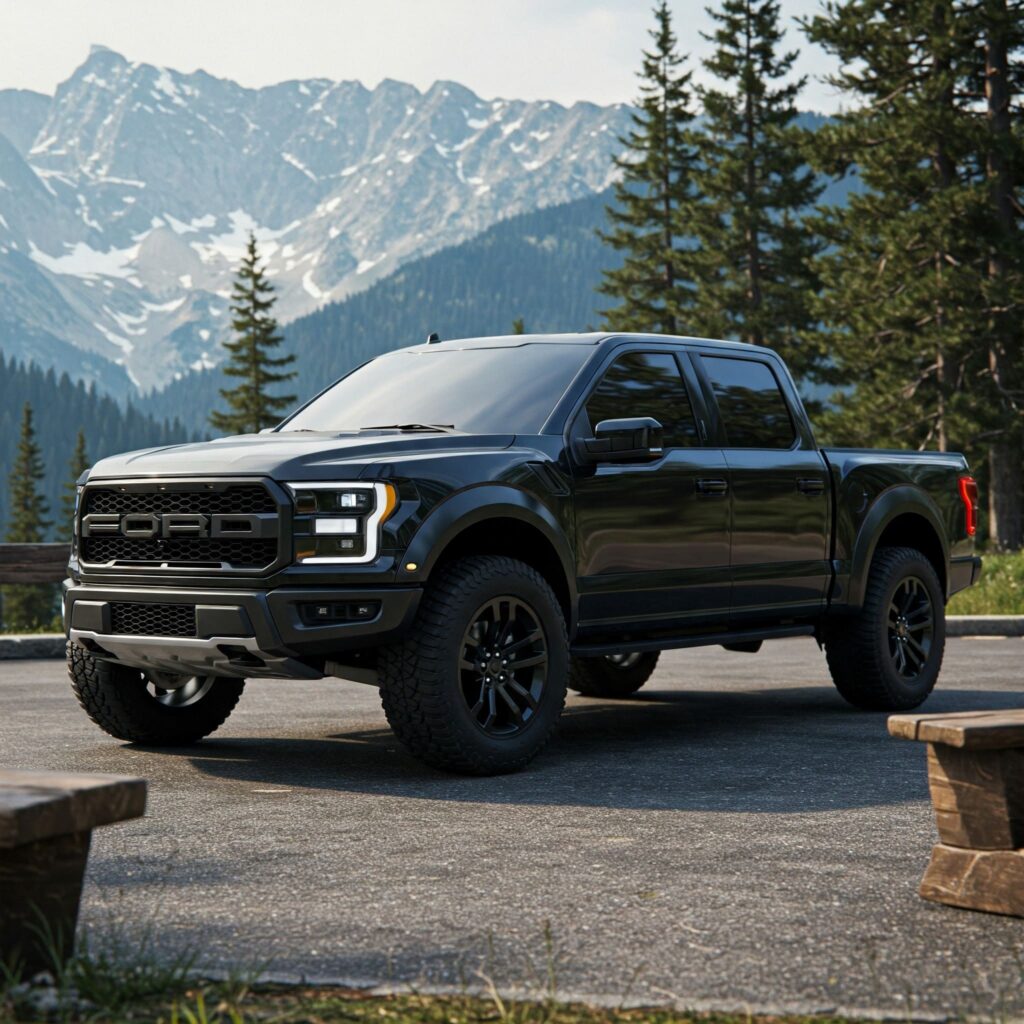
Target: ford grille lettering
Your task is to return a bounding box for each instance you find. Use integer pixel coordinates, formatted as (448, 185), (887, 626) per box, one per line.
(81, 513), (277, 540)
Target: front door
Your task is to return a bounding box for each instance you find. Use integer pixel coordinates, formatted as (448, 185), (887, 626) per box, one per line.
(696, 353), (831, 625)
(572, 349), (731, 639)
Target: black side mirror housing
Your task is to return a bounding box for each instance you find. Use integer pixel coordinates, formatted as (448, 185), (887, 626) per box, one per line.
(578, 417), (663, 464)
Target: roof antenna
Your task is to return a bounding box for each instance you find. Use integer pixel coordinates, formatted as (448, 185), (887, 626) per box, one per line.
(426, 332), (441, 344)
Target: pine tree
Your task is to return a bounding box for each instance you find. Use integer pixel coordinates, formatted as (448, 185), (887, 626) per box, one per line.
(61, 429), (89, 539)
(805, 0), (983, 455)
(690, 0), (824, 378)
(598, 1), (702, 333)
(4, 403), (54, 630)
(512, 317), (526, 335)
(963, 0), (1024, 549)
(209, 233), (296, 434)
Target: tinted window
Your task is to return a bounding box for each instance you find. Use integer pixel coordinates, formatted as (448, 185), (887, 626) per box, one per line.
(284, 344), (593, 434)
(584, 352), (698, 448)
(702, 356), (795, 449)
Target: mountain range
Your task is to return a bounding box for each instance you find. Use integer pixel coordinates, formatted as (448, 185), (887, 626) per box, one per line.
(0, 47), (633, 393)
(145, 187), (621, 426)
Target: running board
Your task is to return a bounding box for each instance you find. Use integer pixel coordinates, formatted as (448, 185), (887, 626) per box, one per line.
(571, 624), (815, 657)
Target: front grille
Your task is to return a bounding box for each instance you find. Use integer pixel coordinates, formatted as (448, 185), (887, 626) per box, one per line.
(79, 482), (280, 571)
(109, 602), (197, 637)
(84, 486), (274, 516)
(82, 536), (278, 568)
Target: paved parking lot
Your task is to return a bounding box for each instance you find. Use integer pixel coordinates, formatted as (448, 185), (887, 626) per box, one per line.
(3, 638), (1024, 1017)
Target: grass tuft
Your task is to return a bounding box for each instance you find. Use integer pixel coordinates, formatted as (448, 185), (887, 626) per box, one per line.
(948, 551), (1024, 616)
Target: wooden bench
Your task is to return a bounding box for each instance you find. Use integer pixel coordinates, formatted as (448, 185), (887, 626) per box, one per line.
(0, 770), (146, 975)
(889, 710), (1024, 916)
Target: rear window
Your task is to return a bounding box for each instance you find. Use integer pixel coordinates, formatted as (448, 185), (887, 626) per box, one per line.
(283, 344), (593, 434)
(702, 356), (795, 449)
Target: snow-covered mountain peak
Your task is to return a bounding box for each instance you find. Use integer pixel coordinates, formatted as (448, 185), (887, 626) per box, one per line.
(0, 52), (632, 392)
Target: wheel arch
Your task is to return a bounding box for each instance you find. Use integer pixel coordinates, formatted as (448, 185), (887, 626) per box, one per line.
(848, 489), (949, 607)
(398, 486), (577, 633)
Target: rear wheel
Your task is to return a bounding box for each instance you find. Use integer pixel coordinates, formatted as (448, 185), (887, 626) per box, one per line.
(68, 642), (244, 745)
(569, 651), (660, 698)
(378, 555), (568, 775)
(824, 546), (945, 711)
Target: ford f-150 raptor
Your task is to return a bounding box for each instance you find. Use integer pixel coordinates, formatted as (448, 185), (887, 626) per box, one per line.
(64, 333), (983, 774)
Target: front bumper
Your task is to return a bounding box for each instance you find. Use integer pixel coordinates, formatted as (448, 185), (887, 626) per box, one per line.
(63, 580), (421, 680)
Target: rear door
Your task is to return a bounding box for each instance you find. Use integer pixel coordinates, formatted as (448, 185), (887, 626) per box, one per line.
(694, 352), (830, 625)
(571, 348), (731, 638)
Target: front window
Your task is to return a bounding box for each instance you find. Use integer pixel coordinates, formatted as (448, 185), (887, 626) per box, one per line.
(282, 343), (595, 435)
(583, 352), (699, 448)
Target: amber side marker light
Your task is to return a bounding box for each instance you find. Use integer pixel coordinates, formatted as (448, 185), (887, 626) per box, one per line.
(381, 482), (399, 523)
(958, 475), (979, 537)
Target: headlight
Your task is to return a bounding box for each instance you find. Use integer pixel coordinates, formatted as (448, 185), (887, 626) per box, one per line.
(287, 482), (398, 564)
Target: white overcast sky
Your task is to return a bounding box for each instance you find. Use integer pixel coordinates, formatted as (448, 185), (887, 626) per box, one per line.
(1, 0), (842, 112)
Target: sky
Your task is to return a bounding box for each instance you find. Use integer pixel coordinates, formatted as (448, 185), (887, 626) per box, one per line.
(1, 0), (842, 112)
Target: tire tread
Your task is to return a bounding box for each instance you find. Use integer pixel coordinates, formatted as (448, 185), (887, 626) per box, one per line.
(67, 642), (243, 745)
(824, 545), (945, 711)
(379, 555), (567, 775)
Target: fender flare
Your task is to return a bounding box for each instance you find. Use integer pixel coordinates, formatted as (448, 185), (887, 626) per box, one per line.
(397, 484), (577, 625)
(846, 485), (949, 607)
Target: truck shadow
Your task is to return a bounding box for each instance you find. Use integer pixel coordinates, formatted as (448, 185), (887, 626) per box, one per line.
(174, 683), (1024, 813)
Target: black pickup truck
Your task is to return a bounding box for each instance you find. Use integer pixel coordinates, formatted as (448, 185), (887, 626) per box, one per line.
(64, 333), (982, 774)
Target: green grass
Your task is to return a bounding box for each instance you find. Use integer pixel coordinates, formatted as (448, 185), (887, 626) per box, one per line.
(1, 980), (864, 1024)
(0, 923), (878, 1024)
(948, 551), (1024, 616)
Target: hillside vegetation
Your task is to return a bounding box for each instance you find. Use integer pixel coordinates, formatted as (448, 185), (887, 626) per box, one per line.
(147, 189), (620, 425)
(0, 357), (191, 538)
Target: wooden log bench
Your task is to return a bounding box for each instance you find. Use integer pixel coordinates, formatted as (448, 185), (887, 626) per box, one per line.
(0, 770), (146, 975)
(889, 710), (1024, 916)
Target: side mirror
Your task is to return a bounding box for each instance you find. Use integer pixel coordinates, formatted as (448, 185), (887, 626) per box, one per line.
(577, 417), (663, 464)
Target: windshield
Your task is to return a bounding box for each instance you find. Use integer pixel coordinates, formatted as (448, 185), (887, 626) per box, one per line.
(282, 344), (594, 434)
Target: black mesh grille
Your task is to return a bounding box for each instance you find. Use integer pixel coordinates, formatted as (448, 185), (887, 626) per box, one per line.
(109, 602), (197, 637)
(80, 483), (279, 570)
(82, 536), (278, 568)
(84, 485), (275, 516)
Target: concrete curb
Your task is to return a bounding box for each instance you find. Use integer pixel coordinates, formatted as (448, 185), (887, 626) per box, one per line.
(946, 615), (1024, 637)
(0, 618), (1020, 660)
(196, 969), (953, 1022)
(0, 634), (65, 659)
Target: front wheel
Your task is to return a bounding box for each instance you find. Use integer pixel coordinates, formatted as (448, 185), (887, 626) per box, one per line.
(824, 546), (945, 711)
(68, 643), (245, 745)
(378, 556), (568, 775)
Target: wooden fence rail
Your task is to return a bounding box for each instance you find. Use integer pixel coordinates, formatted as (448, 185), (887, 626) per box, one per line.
(0, 544), (70, 584)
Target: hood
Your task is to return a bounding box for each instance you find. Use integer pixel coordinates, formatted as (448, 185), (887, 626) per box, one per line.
(87, 430), (517, 481)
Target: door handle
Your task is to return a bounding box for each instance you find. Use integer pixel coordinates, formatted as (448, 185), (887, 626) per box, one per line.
(696, 478), (729, 496)
(797, 478), (825, 496)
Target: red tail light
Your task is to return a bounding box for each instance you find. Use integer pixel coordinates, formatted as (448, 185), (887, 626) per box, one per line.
(958, 476), (978, 537)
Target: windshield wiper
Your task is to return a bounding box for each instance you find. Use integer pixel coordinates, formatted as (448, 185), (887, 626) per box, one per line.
(359, 423), (455, 433)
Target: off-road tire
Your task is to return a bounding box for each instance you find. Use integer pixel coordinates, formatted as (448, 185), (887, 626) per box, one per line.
(67, 642), (244, 745)
(824, 546), (945, 711)
(378, 555), (568, 775)
(568, 651), (660, 698)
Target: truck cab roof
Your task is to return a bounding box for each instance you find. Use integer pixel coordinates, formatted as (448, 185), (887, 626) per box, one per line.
(409, 331), (779, 359)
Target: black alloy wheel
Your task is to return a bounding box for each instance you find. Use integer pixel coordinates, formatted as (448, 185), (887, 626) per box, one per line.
(378, 554), (569, 774)
(824, 545), (946, 711)
(67, 642), (245, 744)
(886, 576), (935, 679)
(459, 596), (548, 736)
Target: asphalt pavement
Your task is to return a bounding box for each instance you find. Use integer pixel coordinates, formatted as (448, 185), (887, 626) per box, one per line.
(3, 638), (1024, 1018)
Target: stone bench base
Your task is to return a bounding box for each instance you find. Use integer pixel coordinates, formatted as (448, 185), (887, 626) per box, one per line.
(0, 770), (145, 976)
(921, 843), (1024, 917)
(0, 832), (92, 974)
